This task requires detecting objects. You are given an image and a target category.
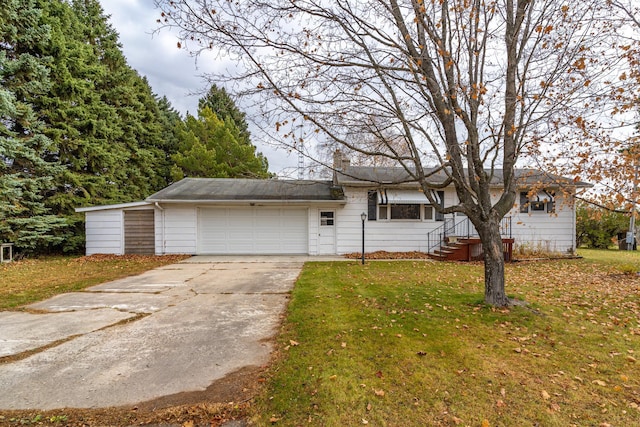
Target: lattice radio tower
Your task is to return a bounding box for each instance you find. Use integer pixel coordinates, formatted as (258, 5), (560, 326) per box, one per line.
(297, 130), (304, 180)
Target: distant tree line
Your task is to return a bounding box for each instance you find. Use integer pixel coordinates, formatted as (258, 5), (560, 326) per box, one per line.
(0, 0), (269, 255)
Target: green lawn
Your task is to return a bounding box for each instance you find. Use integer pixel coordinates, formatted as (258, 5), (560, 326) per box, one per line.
(251, 251), (640, 426)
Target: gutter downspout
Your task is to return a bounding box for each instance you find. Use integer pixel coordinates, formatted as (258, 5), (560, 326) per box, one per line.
(155, 202), (165, 255)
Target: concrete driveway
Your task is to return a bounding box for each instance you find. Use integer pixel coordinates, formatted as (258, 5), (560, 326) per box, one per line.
(0, 256), (337, 410)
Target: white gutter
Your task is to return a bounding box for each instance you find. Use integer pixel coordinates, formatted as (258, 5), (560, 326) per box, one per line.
(154, 202), (165, 255)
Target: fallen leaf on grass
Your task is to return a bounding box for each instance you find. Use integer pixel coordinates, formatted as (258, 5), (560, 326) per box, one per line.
(481, 419), (490, 427)
(592, 380), (607, 387)
(374, 389), (385, 397)
(451, 415), (464, 425)
(541, 390), (551, 400)
(289, 340), (299, 346)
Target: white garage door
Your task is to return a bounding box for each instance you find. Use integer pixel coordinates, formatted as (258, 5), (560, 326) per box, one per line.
(197, 207), (308, 254)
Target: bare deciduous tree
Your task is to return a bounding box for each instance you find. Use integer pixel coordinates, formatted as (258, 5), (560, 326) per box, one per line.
(155, 0), (622, 306)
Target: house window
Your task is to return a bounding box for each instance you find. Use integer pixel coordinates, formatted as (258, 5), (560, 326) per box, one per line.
(520, 191), (555, 213)
(435, 190), (445, 221)
(367, 190), (377, 220)
(378, 205), (388, 220)
(520, 192), (530, 213)
(424, 205), (434, 220)
(320, 211), (334, 226)
(390, 204), (421, 220)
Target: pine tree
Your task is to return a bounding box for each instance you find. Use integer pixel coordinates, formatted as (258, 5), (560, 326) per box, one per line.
(198, 84), (251, 142)
(0, 0), (66, 253)
(155, 94), (183, 185)
(30, 0), (173, 251)
(172, 106), (270, 180)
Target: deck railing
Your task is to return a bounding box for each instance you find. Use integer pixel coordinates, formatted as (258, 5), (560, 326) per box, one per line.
(426, 216), (512, 254)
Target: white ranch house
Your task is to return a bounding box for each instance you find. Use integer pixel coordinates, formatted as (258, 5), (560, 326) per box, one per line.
(76, 157), (589, 259)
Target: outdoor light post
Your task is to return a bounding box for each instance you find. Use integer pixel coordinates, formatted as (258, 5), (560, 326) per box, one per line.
(361, 212), (367, 265)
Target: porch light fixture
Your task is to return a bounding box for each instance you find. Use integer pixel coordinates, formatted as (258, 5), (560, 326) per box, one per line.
(361, 212), (367, 265)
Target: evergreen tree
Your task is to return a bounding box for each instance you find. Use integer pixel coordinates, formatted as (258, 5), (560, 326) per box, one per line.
(0, 0), (66, 253)
(155, 94), (183, 184)
(172, 106), (270, 180)
(198, 84), (251, 141)
(27, 0), (173, 251)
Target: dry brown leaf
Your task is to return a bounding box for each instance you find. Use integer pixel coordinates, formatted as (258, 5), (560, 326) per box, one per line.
(541, 390), (551, 400)
(592, 379), (607, 387)
(374, 389), (385, 397)
(451, 415), (464, 425)
(289, 340), (299, 346)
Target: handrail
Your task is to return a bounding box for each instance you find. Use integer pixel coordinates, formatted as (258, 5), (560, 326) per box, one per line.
(426, 216), (512, 254)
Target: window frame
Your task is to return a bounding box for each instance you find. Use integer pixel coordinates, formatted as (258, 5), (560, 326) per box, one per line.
(320, 210), (335, 226)
(520, 190), (555, 214)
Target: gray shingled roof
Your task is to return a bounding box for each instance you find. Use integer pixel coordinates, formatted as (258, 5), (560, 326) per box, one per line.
(336, 166), (591, 188)
(146, 178), (344, 202)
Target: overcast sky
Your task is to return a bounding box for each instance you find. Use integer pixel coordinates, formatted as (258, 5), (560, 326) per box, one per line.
(99, 0), (298, 175)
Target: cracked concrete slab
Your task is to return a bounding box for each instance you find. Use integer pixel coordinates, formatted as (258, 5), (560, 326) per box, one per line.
(190, 265), (301, 294)
(0, 293), (286, 409)
(0, 310), (136, 358)
(88, 264), (212, 293)
(0, 256), (303, 410)
(27, 291), (189, 314)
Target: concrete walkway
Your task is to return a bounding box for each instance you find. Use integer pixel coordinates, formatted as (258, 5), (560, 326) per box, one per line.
(0, 256), (342, 410)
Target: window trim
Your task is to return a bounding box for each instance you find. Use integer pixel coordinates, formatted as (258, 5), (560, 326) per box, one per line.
(320, 210), (335, 226)
(389, 203), (421, 220)
(520, 190), (555, 214)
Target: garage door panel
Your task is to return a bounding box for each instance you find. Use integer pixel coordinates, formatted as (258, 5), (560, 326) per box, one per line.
(197, 208), (308, 254)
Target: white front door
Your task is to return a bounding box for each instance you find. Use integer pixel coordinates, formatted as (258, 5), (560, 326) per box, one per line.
(318, 210), (336, 255)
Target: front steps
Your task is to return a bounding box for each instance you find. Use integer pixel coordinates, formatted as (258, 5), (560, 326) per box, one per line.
(429, 237), (514, 262)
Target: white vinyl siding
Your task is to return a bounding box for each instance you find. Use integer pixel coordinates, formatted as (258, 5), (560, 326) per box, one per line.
(337, 187), (577, 255)
(162, 206), (197, 254)
(336, 187), (457, 254)
(84, 210), (123, 255)
(197, 207), (308, 254)
(510, 193), (575, 253)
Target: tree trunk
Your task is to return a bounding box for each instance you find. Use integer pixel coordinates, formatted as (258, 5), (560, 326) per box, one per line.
(477, 219), (511, 307)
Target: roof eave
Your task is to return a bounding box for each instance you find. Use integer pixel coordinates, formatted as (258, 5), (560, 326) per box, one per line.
(146, 198), (347, 205)
(75, 201), (152, 213)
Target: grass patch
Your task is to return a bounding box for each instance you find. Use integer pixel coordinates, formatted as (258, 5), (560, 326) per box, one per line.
(0, 254), (189, 310)
(252, 254), (640, 426)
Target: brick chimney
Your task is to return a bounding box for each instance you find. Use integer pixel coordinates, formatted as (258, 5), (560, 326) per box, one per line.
(333, 149), (350, 170)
